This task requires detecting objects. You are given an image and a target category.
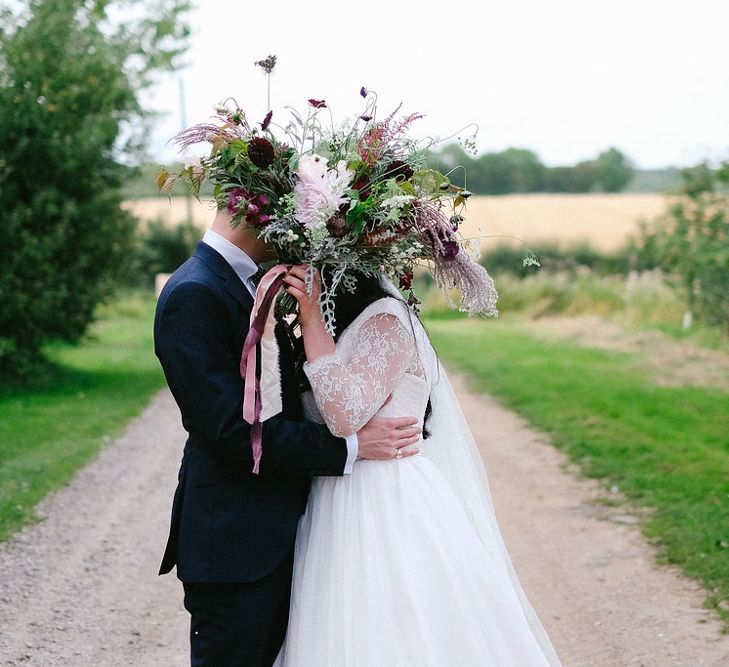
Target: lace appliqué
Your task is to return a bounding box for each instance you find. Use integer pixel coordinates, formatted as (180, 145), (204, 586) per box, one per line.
(303, 310), (424, 437)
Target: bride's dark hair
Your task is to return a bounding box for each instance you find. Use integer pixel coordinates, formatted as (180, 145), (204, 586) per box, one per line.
(286, 268), (432, 437)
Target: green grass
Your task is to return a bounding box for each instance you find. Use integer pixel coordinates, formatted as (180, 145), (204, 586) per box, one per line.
(426, 315), (729, 623)
(0, 291), (165, 541)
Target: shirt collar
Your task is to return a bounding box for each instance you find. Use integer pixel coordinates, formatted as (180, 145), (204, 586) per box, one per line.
(201, 229), (258, 286)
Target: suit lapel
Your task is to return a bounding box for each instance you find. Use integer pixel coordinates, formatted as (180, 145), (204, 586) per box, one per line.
(193, 241), (254, 310)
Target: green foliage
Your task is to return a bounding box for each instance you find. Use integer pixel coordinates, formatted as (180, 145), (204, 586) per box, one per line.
(0, 291), (165, 540)
(125, 219), (201, 287)
(595, 147), (634, 192)
(482, 243), (632, 277)
(427, 318), (729, 625)
(427, 144), (635, 195)
(626, 168), (682, 193)
(635, 163), (729, 330)
(0, 0), (190, 378)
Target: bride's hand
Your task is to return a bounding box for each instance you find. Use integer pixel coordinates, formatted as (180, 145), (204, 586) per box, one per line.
(283, 265), (323, 329)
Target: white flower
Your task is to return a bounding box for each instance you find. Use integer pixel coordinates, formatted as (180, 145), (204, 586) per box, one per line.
(294, 154), (354, 230)
(381, 194), (414, 209)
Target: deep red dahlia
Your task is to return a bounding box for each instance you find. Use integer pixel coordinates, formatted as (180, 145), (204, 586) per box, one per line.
(247, 137), (275, 168)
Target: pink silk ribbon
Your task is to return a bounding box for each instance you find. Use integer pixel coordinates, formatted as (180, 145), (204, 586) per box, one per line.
(240, 264), (289, 474)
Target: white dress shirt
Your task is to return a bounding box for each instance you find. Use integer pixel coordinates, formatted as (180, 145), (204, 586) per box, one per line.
(202, 229), (358, 474)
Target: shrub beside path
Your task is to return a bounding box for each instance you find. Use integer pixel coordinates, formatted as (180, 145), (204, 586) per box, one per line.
(1, 382), (728, 666)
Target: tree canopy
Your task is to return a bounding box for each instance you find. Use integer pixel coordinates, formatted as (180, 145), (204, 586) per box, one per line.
(428, 144), (635, 195)
(0, 0), (190, 377)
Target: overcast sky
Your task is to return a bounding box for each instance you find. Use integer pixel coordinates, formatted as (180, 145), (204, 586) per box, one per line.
(146, 0), (729, 169)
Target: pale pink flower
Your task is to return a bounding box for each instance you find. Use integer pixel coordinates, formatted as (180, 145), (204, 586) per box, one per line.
(293, 154), (353, 230)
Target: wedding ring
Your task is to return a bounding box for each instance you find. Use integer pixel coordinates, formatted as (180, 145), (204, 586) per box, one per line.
(395, 449), (403, 460)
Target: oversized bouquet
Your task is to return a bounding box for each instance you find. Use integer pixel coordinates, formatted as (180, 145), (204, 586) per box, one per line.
(159, 55), (498, 334)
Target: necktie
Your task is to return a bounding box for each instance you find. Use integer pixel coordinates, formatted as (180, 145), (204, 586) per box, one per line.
(250, 266), (267, 289)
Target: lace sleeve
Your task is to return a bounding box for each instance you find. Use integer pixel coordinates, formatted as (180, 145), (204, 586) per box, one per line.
(303, 313), (414, 436)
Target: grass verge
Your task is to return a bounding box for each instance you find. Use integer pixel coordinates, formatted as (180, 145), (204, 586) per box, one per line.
(0, 291), (165, 541)
(426, 316), (729, 624)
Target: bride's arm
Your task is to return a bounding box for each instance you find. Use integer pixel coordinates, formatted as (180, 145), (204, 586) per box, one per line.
(284, 267), (414, 437)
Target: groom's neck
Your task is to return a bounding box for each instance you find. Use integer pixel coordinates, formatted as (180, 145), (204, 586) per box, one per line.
(210, 210), (274, 263)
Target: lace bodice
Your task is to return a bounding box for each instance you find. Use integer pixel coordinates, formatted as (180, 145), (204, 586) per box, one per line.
(303, 298), (430, 437)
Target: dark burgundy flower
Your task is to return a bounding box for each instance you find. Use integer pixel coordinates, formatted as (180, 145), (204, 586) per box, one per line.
(308, 98), (327, 108)
(247, 137), (275, 168)
(360, 86), (367, 98)
(360, 114), (372, 122)
(399, 272), (413, 290)
(227, 188), (271, 227)
(386, 159), (414, 182)
(227, 188), (246, 215)
(260, 110), (272, 131)
(247, 194), (271, 226)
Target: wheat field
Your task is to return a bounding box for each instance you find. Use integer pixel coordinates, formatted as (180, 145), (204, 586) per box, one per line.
(123, 193), (670, 252)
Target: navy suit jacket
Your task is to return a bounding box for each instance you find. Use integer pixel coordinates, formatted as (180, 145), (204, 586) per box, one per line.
(154, 242), (347, 583)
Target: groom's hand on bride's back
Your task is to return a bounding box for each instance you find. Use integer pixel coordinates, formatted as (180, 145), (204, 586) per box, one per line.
(356, 413), (421, 461)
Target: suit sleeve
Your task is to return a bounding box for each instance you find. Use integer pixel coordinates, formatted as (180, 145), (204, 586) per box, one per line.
(154, 280), (347, 477)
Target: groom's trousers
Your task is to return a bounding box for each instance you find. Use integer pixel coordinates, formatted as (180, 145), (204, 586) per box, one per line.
(182, 545), (295, 667)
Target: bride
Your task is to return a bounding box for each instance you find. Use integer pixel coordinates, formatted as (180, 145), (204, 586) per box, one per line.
(274, 265), (562, 666)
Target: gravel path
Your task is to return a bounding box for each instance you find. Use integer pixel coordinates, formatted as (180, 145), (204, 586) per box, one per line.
(1, 382), (727, 666)
(0, 391), (189, 666)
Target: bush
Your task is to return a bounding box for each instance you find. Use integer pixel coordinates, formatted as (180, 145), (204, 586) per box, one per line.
(0, 0), (189, 379)
(126, 220), (201, 288)
(481, 243), (632, 277)
(634, 163), (729, 330)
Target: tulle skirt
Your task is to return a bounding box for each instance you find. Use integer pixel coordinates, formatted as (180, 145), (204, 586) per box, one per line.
(275, 455), (553, 666)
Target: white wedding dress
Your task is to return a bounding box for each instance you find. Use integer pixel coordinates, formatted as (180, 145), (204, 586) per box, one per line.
(275, 295), (561, 666)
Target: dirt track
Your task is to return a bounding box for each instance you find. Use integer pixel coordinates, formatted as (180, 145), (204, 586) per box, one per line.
(0, 381), (727, 666)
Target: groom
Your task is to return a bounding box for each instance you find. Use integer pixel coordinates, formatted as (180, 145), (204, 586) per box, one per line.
(154, 209), (421, 666)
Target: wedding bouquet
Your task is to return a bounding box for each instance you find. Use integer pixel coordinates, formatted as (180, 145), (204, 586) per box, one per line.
(159, 57), (498, 333)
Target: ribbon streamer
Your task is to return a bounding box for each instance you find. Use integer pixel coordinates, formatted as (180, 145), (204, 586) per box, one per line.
(240, 264), (288, 474)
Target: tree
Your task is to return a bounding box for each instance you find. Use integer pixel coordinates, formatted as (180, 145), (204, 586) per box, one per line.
(0, 0), (190, 377)
(500, 148), (545, 193)
(595, 147), (634, 192)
